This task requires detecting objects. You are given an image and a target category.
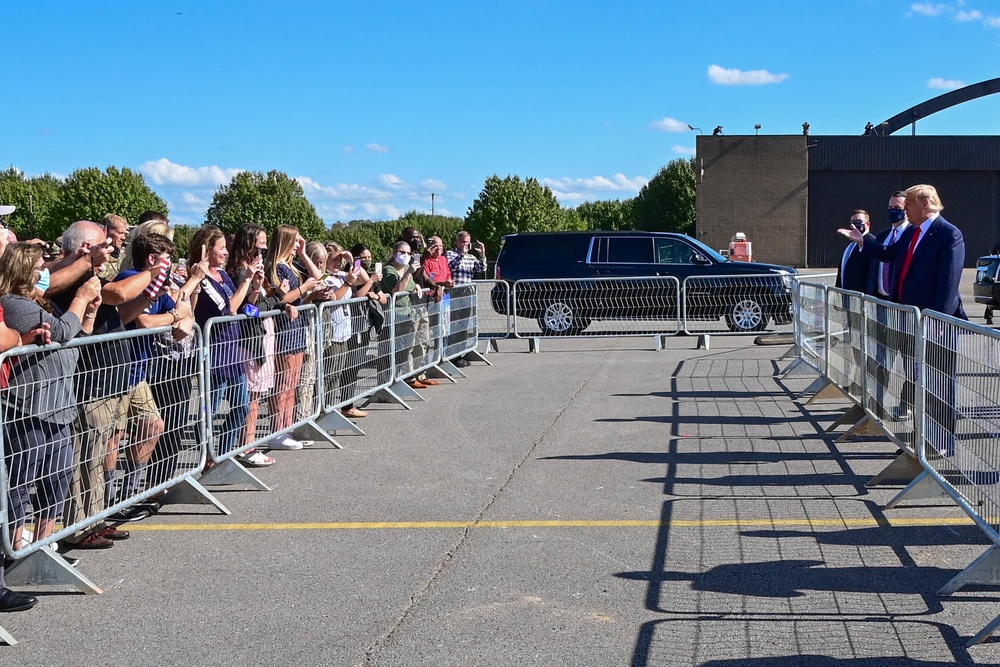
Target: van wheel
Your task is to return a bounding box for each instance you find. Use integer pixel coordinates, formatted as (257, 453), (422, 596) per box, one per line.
(725, 298), (767, 332)
(539, 301), (589, 335)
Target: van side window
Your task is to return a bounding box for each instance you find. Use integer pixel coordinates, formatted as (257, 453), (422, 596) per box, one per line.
(655, 239), (696, 264)
(597, 237), (653, 264)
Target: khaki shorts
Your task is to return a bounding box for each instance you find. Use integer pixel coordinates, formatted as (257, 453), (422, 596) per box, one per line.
(124, 381), (161, 423)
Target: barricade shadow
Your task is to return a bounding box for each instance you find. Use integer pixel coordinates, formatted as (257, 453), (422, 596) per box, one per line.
(630, 618), (974, 667)
(611, 390), (789, 400)
(540, 450), (887, 465)
(741, 525), (988, 548)
(616, 559), (958, 598)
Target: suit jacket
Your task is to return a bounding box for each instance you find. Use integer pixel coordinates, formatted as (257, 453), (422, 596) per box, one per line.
(870, 223), (908, 297)
(860, 215), (967, 319)
(835, 243), (877, 295)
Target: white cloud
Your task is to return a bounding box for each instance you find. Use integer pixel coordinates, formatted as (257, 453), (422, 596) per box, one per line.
(911, 2), (950, 15)
(421, 178), (447, 190)
(343, 146), (355, 153)
(139, 158), (242, 187)
(955, 9), (982, 20)
(928, 77), (966, 89)
(650, 116), (692, 132)
(541, 174), (647, 194)
(540, 173), (648, 205)
(365, 143), (390, 153)
(672, 145), (697, 156)
(180, 192), (206, 206)
(987, 16), (1000, 27)
(378, 173), (405, 189)
(708, 64), (789, 86)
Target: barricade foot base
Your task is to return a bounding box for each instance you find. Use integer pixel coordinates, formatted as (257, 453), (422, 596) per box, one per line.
(487, 339), (500, 353)
(780, 357), (817, 379)
(4, 546), (102, 595)
(0, 624), (16, 646)
(438, 359), (467, 378)
(316, 409), (365, 436)
(364, 388), (412, 410)
(803, 377), (848, 403)
(778, 344), (800, 362)
(835, 414), (891, 442)
(826, 404), (866, 432)
(200, 458), (273, 489)
(867, 451), (924, 487)
(528, 337), (541, 353)
(425, 364), (458, 382)
(884, 470), (948, 509)
(939, 545), (1000, 596)
(390, 380), (427, 402)
(293, 419), (343, 448)
(463, 349), (492, 366)
(967, 613), (1000, 646)
(160, 477), (232, 515)
(696, 334), (710, 350)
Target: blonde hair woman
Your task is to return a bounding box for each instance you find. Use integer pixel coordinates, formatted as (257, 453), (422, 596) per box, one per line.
(263, 225), (322, 450)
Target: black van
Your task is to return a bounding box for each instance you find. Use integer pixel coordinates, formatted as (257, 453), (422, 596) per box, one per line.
(974, 254), (1000, 323)
(491, 231), (797, 334)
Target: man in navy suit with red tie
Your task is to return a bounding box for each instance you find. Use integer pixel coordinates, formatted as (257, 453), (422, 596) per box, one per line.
(840, 184), (966, 455)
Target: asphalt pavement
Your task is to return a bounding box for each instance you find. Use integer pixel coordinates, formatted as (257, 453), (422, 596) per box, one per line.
(2, 324), (1000, 666)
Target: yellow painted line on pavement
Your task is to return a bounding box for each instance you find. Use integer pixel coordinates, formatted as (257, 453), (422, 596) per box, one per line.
(126, 516), (975, 532)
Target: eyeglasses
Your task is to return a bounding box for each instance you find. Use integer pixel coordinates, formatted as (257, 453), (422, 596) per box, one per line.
(850, 219), (867, 225)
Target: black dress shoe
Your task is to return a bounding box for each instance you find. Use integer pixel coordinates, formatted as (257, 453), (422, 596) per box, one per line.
(0, 587), (38, 612)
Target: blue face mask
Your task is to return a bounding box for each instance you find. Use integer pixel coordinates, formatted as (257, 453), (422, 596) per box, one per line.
(34, 267), (50, 293)
(888, 209), (906, 224)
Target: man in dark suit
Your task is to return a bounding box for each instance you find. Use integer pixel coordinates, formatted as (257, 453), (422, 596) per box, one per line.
(840, 184), (966, 455)
(867, 192), (911, 419)
(835, 210), (877, 395)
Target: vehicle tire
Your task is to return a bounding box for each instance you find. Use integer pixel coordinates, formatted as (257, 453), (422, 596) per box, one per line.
(538, 300), (589, 336)
(725, 297), (768, 332)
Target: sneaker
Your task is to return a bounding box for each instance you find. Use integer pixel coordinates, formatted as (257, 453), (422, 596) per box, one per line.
(452, 358), (470, 368)
(268, 435), (304, 451)
(342, 407), (368, 419)
(107, 506), (154, 523)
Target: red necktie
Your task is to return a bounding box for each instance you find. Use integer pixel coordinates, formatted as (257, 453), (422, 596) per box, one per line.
(896, 226), (921, 296)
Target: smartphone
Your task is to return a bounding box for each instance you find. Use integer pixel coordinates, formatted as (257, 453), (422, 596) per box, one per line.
(354, 259), (362, 270)
(374, 262), (382, 275)
(37, 310), (45, 345)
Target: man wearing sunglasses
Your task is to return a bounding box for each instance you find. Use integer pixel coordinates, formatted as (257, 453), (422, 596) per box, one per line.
(836, 210), (877, 294)
(836, 210), (877, 396)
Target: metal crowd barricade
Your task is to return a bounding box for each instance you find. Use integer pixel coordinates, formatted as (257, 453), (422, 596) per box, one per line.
(473, 279), (512, 351)
(860, 296), (926, 490)
(198, 305), (337, 491)
(681, 273), (796, 336)
(794, 281), (828, 374)
(825, 287), (866, 406)
(510, 276), (682, 350)
(918, 313), (1000, 645)
(440, 283), (490, 372)
(0, 325), (207, 595)
(314, 296), (389, 440)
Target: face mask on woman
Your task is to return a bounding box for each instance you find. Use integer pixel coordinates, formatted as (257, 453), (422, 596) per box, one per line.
(359, 259), (371, 270)
(395, 252), (411, 265)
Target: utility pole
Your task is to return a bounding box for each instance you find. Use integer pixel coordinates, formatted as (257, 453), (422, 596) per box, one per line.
(431, 192), (435, 216)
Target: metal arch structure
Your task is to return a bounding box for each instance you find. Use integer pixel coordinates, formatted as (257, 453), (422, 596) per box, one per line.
(876, 77), (1000, 135)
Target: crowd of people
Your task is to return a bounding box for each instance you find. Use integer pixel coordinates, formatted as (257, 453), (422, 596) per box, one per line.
(0, 207), (488, 613)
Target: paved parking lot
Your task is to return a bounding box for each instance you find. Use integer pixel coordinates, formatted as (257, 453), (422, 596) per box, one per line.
(3, 332), (1000, 666)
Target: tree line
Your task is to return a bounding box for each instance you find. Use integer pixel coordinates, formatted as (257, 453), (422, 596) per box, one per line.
(0, 158), (696, 263)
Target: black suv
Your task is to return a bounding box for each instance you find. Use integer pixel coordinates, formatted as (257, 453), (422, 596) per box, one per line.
(491, 231), (797, 334)
(974, 255), (1000, 323)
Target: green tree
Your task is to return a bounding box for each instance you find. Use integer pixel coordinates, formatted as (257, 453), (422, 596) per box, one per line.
(575, 199), (634, 231)
(631, 158), (696, 234)
(51, 166), (168, 232)
(465, 175), (571, 253)
(326, 210), (466, 263)
(0, 168), (65, 241)
(205, 170), (325, 239)
(172, 224), (198, 259)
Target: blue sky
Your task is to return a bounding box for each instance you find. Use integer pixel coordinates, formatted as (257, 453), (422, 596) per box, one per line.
(3, 1), (999, 228)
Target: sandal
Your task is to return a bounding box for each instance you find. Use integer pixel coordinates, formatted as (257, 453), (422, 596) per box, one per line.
(237, 450), (276, 468)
